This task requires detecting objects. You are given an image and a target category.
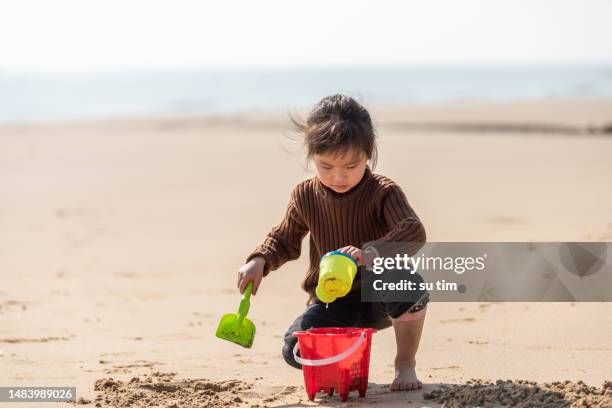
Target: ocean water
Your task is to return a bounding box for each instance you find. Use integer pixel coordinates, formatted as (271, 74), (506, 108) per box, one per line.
(1, 65), (611, 123)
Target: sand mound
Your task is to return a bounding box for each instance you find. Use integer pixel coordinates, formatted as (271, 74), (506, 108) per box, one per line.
(91, 371), (252, 407)
(423, 378), (612, 407)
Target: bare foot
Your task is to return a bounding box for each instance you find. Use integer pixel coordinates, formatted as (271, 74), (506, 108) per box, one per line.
(390, 358), (422, 391)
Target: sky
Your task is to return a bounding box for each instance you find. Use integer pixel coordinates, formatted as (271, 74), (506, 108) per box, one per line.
(1, 0), (611, 72)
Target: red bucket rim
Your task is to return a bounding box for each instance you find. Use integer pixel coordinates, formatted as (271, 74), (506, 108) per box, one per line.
(292, 327), (377, 337)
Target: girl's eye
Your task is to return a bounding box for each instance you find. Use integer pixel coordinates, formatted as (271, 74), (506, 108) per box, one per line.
(322, 166), (332, 170)
(347, 165), (357, 169)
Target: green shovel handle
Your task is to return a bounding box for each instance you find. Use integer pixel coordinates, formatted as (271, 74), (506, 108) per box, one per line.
(243, 281), (253, 300)
(236, 281), (253, 324)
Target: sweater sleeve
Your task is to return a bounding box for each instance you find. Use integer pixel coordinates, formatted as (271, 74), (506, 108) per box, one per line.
(365, 183), (426, 259)
(245, 187), (309, 276)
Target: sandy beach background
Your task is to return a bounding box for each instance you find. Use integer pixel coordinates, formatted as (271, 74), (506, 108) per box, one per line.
(1, 99), (612, 407)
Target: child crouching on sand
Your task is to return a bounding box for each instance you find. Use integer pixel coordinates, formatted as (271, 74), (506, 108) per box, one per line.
(237, 94), (428, 391)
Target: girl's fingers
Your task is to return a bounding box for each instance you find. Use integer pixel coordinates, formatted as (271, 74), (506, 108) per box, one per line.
(337, 246), (363, 263)
(237, 263), (248, 288)
(347, 247), (357, 255)
(239, 276), (249, 294)
(353, 251), (363, 265)
(339, 246), (354, 255)
(252, 276), (261, 295)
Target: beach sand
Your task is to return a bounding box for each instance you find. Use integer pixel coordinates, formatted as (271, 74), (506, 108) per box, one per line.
(1, 99), (611, 407)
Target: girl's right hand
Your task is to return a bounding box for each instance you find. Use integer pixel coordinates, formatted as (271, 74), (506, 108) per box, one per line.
(237, 256), (265, 295)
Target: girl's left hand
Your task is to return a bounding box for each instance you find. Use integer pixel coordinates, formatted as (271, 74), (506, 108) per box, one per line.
(337, 246), (363, 265)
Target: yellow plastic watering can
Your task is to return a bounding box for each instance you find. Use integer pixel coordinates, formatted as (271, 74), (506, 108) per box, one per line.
(315, 251), (358, 303)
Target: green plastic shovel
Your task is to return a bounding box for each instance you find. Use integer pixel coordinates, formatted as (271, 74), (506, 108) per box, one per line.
(215, 281), (256, 348)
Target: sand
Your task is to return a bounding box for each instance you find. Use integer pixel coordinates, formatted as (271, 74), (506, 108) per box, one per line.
(91, 371), (252, 407)
(1, 99), (611, 407)
(423, 379), (612, 407)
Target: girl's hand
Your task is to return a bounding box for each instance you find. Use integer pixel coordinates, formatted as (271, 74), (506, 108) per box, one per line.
(237, 257), (265, 295)
(337, 246), (363, 266)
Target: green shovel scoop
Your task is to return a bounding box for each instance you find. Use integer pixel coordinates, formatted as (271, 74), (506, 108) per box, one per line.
(215, 281), (256, 348)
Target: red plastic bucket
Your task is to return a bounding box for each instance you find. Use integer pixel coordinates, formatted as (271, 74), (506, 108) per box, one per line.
(292, 327), (376, 402)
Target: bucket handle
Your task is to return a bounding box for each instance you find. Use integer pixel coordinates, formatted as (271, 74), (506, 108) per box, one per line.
(293, 331), (367, 367)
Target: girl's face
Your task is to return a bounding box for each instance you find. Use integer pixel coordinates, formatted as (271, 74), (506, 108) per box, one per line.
(313, 149), (368, 193)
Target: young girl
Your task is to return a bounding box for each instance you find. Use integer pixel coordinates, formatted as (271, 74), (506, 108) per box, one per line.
(237, 94), (428, 392)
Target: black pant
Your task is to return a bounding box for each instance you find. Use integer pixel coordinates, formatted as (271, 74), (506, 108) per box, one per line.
(282, 289), (428, 369)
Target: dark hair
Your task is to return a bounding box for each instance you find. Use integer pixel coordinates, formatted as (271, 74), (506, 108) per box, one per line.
(289, 94), (378, 169)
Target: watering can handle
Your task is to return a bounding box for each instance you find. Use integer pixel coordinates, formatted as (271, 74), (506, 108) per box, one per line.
(292, 331), (367, 367)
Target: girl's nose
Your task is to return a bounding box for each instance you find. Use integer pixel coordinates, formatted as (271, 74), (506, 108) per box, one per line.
(333, 171), (347, 181)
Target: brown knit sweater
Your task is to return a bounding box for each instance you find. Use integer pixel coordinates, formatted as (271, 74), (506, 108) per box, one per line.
(246, 166), (427, 305)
